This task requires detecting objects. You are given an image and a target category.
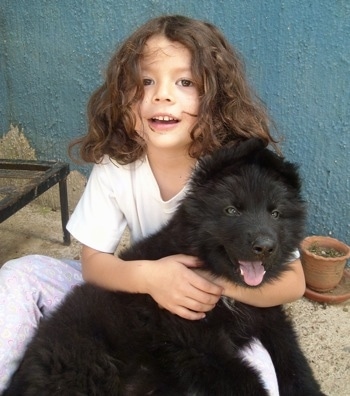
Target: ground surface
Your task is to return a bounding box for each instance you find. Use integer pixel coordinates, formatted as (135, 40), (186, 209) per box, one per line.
(0, 202), (349, 396)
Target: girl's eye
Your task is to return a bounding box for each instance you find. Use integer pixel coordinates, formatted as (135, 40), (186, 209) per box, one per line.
(224, 206), (240, 216)
(177, 79), (193, 87)
(143, 78), (154, 86)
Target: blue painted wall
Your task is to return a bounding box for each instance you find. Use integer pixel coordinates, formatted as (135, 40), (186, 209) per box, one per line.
(0, 0), (349, 243)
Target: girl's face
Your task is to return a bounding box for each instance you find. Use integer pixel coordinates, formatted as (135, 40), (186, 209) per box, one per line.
(133, 35), (199, 154)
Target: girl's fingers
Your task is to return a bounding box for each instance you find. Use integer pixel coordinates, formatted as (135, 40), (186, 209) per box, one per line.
(187, 284), (221, 305)
(184, 298), (216, 314)
(175, 256), (223, 296)
(176, 254), (203, 268)
(188, 272), (223, 297)
(174, 306), (206, 321)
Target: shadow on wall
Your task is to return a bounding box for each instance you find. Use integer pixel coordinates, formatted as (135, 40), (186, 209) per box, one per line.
(0, 125), (86, 211)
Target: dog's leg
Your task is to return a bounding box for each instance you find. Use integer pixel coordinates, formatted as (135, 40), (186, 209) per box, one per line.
(238, 338), (279, 396)
(4, 338), (122, 395)
(258, 307), (326, 396)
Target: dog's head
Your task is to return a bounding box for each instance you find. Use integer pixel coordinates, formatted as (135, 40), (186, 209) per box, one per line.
(181, 138), (306, 287)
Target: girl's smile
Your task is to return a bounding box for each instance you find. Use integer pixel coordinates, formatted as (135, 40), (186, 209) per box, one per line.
(148, 113), (180, 132)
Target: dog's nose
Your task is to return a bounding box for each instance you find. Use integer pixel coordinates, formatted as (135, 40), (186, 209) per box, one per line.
(252, 237), (275, 256)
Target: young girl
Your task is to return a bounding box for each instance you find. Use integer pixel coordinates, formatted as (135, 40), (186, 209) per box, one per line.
(0, 15), (305, 392)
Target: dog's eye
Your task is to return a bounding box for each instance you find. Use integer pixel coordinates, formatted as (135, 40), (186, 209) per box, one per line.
(224, 206), (240, 216)
(271, 210), (280, 219)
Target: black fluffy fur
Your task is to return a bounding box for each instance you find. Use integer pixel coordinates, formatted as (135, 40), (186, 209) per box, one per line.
(4, 139), (325, 396)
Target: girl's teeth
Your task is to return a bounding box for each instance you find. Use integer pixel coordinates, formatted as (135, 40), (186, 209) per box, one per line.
(153, 116), (175, 121)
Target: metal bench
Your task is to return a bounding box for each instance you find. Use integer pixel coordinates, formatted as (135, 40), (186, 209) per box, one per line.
(0, 160), (71, 245)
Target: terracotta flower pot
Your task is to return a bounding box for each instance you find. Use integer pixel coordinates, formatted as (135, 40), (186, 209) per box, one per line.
(300, 236), (350, 292)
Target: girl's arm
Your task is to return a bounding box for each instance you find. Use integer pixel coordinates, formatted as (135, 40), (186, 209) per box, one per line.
(210, 259), (306, 307)
(81, 245), (223, 320)
(82, 244), (304, 321)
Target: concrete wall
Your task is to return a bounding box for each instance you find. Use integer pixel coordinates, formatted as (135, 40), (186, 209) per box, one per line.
(0, 0), (349, 243)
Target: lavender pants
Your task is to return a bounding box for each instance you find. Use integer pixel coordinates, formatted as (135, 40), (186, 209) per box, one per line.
(0, 255), (83, 392)
(0, 255), (279, 395)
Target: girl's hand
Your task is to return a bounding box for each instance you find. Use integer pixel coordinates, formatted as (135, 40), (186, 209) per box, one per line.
(144, 255), (223, 320)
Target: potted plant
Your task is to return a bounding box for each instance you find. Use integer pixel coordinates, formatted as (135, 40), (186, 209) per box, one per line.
(300, 235), (350, 293)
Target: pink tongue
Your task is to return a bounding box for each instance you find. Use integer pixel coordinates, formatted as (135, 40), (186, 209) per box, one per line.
(239, 261), (265, 286)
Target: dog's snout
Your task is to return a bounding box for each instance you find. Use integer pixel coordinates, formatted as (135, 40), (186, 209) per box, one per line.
(252, 237), (275, 256)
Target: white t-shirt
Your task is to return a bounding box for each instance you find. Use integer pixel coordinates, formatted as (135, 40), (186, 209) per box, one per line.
(67, 155), (187, 253)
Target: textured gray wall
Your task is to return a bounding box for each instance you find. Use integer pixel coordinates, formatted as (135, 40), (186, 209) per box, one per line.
(0, 0), (349, 242)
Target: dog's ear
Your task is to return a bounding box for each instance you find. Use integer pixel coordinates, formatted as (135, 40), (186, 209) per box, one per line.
(193, 138), (267, 185)
(192, 138), (302, 193)
(230, 138), (267, 160)
(254, 148), (302, 192)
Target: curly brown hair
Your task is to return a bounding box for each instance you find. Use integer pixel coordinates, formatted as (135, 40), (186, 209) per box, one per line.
(70, 15), (278, 164)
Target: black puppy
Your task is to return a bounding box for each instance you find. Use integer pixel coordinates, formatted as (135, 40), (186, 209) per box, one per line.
(4, 139), (325, 396)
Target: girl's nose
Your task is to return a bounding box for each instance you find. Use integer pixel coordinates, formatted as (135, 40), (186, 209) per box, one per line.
(152, 83), (174, 103)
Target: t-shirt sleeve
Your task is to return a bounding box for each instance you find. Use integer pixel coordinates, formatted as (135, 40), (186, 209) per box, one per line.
(67, 162), (127, 253)
(289, 249), (301, 262)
